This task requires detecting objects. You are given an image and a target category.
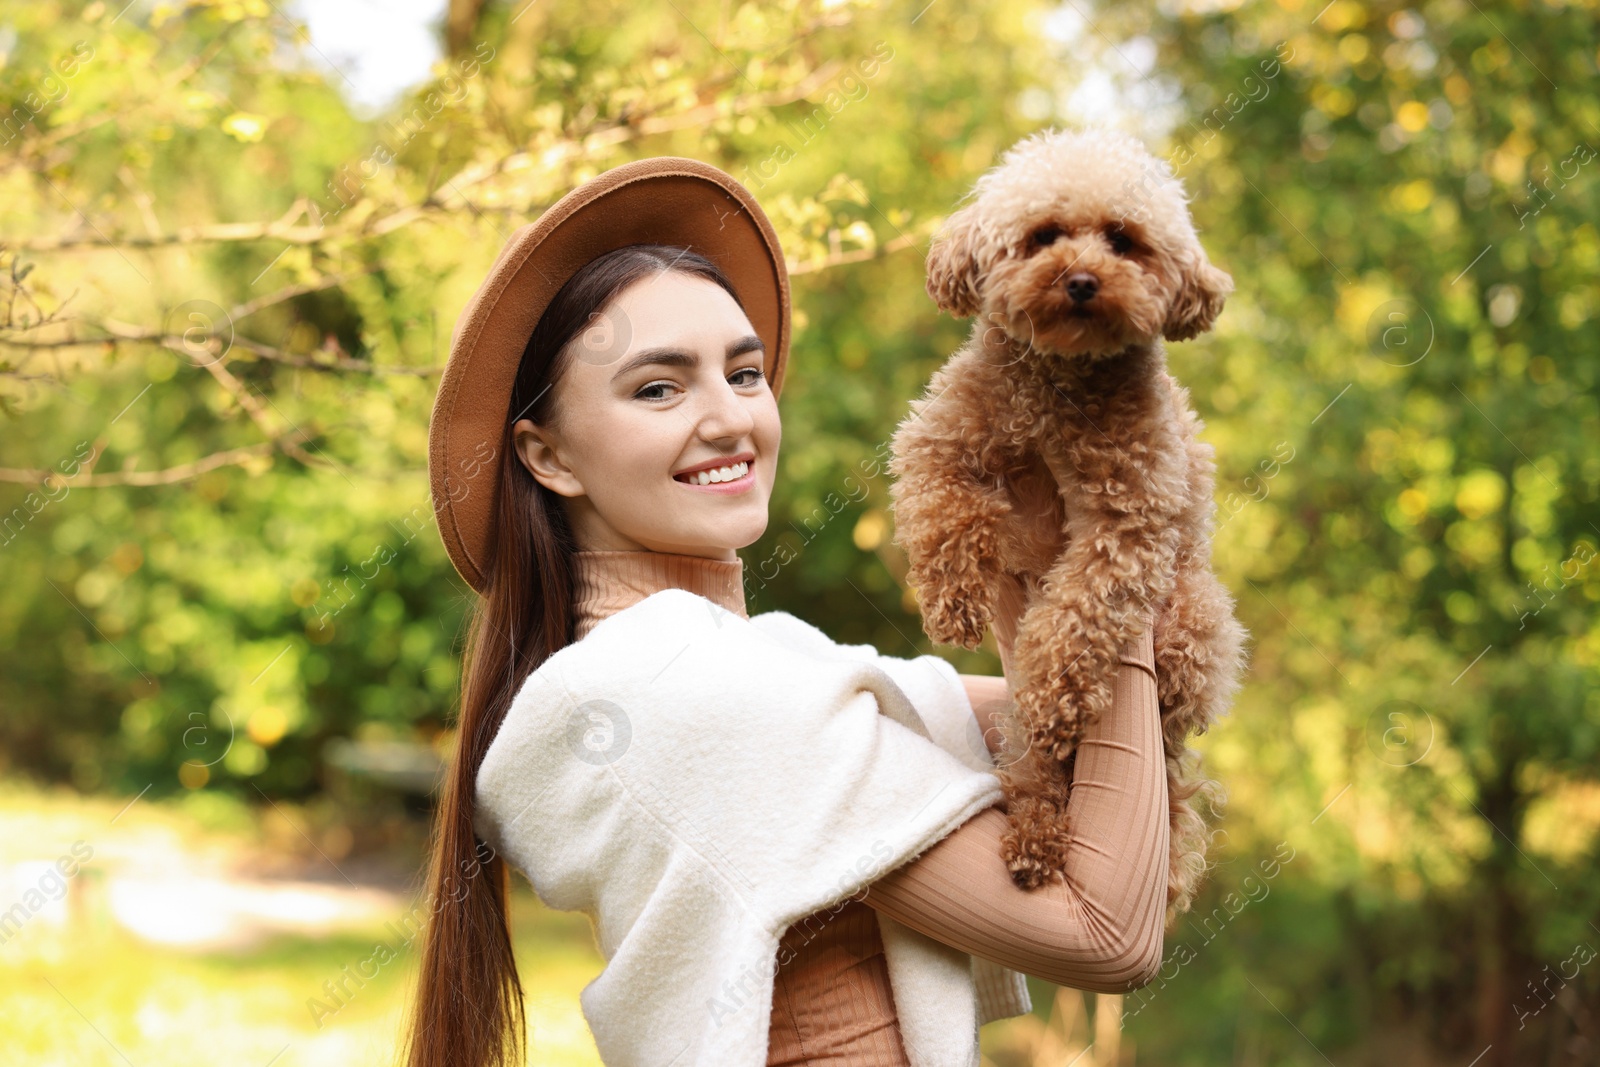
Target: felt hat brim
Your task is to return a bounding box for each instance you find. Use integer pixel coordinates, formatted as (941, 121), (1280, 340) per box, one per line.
(427, 156), (790, 594)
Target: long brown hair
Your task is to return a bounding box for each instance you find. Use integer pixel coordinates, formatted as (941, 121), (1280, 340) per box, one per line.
(400, 243), (748, 1067)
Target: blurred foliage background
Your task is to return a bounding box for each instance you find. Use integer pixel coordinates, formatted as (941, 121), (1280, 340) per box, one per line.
(1, 0), (1597, 1064)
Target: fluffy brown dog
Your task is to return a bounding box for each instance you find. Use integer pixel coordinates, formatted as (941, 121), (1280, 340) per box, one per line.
(887, 127), (1249, 916)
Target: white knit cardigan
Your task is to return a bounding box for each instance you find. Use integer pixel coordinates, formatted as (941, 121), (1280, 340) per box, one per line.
(473, 587), (1033, 1067)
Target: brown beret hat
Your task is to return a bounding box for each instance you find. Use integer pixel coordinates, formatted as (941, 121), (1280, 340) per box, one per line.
(427, 156), (791, 594)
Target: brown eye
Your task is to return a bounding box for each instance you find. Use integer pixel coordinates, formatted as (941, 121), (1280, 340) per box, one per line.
(1030, 225), (1064, 249)
(1105, 226), (1136, 255)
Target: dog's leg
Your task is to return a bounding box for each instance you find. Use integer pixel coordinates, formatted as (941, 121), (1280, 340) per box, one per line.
(889, 348), (1017, 650)
(1153, 557), (1248, 749)
(1007, 438), (1181, 750)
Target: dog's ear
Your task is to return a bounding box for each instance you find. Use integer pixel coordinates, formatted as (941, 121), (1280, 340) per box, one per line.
(926, 207), (984, 318)
(1163, 249), (1233, 341)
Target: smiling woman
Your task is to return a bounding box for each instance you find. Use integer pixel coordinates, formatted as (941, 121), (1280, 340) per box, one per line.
(509, 266), (780, 559)
(407, 221), (800, 1067)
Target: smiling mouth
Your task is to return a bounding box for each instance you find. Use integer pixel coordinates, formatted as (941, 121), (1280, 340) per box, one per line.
(673, 459), (751, 486)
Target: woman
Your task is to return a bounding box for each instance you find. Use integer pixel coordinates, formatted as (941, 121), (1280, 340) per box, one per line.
(403, 158), (1172, 1067)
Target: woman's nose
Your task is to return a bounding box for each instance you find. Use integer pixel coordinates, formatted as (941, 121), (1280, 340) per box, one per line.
(694, 376), (756, 439)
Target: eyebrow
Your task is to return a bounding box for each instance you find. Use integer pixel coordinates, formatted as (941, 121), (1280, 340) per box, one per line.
(609, 334), (766, 383)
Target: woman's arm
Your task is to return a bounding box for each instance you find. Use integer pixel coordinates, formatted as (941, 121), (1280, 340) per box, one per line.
(958, 673), (1015, 760)
(860, 626), (1168, 992)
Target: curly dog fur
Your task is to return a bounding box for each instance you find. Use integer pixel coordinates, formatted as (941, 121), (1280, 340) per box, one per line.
(887, 127), (1249, 922)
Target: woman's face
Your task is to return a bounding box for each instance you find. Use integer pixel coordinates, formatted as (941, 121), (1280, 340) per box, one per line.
(513, 270), (781, 561)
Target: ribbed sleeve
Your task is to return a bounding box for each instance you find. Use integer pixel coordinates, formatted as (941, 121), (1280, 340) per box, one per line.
(858, 628), (1169, 993)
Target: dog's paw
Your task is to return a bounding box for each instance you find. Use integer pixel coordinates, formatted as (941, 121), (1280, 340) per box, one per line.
(914, 568), (993, 649)
(999, 812), (1073, 890)
(1007, 859), (1054, 891)
(921, 594), (989, 649)
(1000, 832), (1056, 891)
(997, 774), (1076, 889)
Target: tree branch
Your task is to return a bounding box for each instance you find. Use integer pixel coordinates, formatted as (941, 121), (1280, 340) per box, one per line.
(786, 231), (924, 275)
(14, 61), (846, 253)
(0, 441), (277, 487)
(3, 316), (443, 377)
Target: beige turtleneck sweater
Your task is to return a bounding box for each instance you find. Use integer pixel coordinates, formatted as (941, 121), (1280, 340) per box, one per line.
(569, 548), (1167, 1066)
(572, 548), (750, 640)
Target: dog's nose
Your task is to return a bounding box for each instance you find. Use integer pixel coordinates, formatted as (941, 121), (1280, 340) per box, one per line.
(1065, 273), (1099, 303)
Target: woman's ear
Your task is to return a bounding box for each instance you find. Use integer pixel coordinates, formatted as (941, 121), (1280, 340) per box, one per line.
(1163, 250), (1233, 341)
(513, 418), (585, 498)
(926, 206), (985, 319)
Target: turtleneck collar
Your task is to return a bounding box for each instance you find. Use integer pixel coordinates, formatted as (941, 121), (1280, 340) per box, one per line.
(571, 548), (749, 642)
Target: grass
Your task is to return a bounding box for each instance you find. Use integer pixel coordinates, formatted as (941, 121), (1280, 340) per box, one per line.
(0, 776), (607, 1066)
(3, 905), (610, 1066)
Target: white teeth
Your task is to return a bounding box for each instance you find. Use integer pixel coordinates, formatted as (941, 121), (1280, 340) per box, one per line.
(679, 460), (748, 485)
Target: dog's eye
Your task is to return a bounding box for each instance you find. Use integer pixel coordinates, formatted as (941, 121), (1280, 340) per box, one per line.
(1029, 225), (1064, 249)
(1105, 227), (1136, 255)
